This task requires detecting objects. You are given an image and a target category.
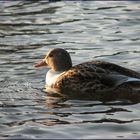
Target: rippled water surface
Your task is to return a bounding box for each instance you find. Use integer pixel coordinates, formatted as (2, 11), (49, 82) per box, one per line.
(0, 1), (140, 139)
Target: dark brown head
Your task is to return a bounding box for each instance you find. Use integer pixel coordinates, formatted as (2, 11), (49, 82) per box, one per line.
(34, 48), (72, 71)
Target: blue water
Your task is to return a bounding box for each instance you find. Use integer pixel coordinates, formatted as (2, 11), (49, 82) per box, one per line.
(0, 1), (140, 138)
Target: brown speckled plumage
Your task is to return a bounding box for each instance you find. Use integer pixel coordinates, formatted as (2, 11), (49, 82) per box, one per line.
(51, 60), (140, 100)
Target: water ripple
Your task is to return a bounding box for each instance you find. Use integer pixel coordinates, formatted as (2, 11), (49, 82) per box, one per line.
(0, 1), (140, 139)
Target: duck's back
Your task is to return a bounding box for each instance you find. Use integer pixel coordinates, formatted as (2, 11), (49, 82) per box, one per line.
(89, 60), (140, 79)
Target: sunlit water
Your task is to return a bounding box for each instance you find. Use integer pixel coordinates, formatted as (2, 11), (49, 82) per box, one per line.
(0, 1), (140, 139)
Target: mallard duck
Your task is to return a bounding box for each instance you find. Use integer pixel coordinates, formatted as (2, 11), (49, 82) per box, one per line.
(34, 48), (140, 101)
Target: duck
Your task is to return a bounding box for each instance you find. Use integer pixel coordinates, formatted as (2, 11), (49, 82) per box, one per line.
(34, 48), (140, 102)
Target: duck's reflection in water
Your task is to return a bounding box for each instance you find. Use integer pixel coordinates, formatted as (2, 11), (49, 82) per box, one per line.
(44, 92), (139, 127)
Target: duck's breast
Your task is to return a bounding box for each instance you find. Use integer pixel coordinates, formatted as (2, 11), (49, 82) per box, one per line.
(46, 70), (64, 87)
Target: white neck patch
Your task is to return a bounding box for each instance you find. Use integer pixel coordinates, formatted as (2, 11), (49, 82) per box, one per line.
(46, 69), (64, 87)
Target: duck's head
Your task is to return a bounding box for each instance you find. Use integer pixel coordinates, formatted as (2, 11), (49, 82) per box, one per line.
(34, 48), (72, 71)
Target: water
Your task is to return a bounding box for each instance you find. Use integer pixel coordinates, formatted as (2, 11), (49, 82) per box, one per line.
(0, 1), (140, 139)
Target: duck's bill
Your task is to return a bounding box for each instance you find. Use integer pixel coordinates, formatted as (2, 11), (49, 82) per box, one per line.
(33, 59), (48, 68)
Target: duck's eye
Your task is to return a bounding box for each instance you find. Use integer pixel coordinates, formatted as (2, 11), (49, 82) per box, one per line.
(49, 54), (53, 57)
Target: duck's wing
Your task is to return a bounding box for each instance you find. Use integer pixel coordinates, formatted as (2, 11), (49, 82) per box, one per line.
(88, 60), (140, 79)
(86, 60), (140, 88)
(101, 74), (140, 87)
